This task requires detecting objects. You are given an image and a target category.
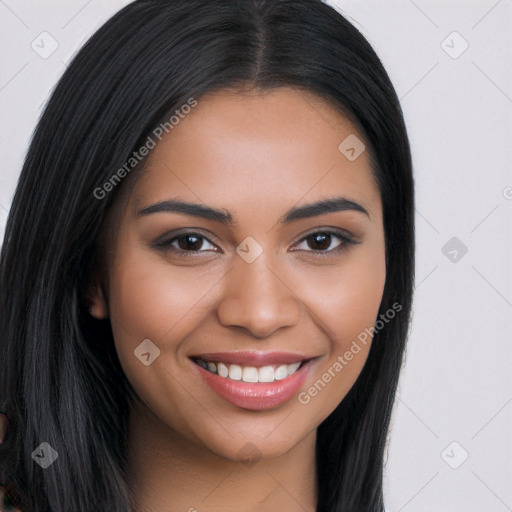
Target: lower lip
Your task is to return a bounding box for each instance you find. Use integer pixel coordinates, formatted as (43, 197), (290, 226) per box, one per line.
(192, 359), (315, 411)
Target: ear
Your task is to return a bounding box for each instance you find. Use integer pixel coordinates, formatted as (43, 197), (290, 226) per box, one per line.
(84, 275), (109, 320)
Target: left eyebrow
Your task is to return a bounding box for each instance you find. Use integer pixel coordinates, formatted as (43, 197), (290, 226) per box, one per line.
(136, 196), (370, 223)
(280, 197), (370, 223)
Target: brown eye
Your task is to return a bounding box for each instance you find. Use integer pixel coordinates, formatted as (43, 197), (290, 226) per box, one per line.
(152, 231), (219, 255)
(306, 233), (333, 251)
(175, 234), (206, 251)
(293, 230), (354, 254)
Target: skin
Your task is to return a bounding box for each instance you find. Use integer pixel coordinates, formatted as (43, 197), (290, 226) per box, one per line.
(88, 86), (386, 512)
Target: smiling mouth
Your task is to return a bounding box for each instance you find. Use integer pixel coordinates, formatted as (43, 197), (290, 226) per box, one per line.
(192, 358), (309, 383)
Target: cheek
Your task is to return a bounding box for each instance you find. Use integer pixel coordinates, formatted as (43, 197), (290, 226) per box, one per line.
(106, 247), (223, 397)
(108, 248), (223, 342)
(291, 235), (386, 412)
(330, 244), (386, 334)
(293, 231), (386, 339)
(105, 247), (230, 438)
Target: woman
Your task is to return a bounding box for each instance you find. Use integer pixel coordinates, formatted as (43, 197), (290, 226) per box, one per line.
(0, 0), (414, 510)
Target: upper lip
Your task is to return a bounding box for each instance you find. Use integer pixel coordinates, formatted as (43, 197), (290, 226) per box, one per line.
(191, 351), (314, 366)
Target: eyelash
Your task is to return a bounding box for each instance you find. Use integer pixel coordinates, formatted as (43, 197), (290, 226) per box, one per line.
(152, 229), (357, 257)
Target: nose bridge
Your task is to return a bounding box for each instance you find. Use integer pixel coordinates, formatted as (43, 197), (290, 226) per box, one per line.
(216, 251), (301, 338)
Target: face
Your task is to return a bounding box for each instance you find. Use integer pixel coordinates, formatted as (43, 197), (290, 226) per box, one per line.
(89, 87), (386, 461)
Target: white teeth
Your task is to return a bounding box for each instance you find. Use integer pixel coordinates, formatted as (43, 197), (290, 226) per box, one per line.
(197, 358), (304, 382)
(258, 365), (275, 382)
(217, 362), (229, 378)
(242, 366), (259, 382)
(274, 364), (288, 381)
(287, 361), (301, 374)
(228, 364), (242, 380)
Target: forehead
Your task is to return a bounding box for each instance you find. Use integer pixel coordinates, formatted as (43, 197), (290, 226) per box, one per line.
(130, 87), (381, 221)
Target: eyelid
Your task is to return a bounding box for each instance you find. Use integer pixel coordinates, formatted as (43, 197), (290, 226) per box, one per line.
(292, 226), (355, 243)
(290, 227), (357, 253)
(151, 229), (222, 253)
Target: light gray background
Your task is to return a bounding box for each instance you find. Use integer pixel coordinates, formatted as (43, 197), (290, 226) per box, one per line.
(1, 1), (511, 511)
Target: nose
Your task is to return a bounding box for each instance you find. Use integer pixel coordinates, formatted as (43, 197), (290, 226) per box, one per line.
(216, 255), (301, 339)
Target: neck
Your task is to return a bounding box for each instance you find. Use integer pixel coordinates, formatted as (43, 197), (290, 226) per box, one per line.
(125, 398), (318, 512)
